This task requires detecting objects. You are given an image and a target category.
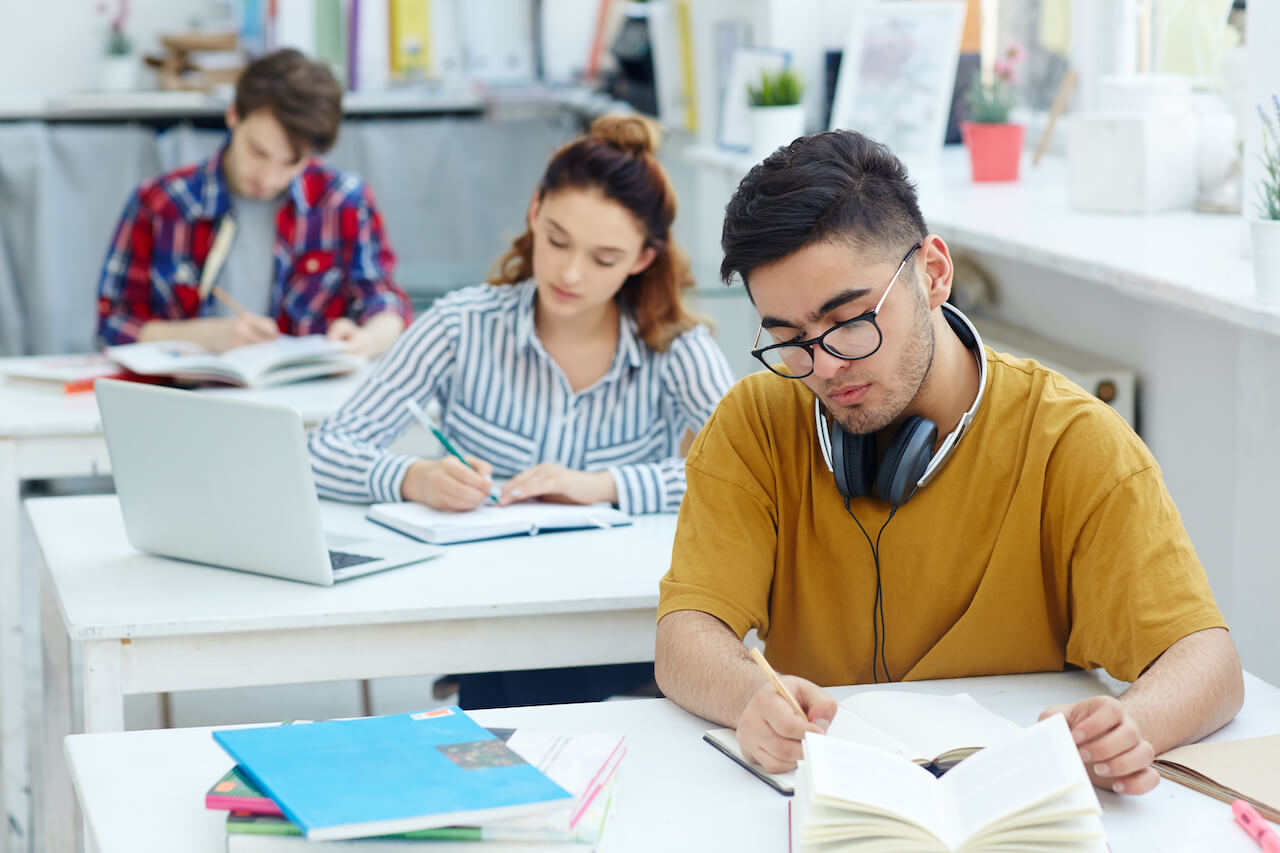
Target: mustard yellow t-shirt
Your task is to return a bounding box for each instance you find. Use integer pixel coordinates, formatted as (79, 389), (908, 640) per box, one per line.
(657, 349), (1226, 686)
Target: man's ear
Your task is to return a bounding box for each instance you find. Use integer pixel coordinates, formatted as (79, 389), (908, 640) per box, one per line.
(225, 105), (240, 130)
(629, 245), (658, 276)
(920, 234), (954, 310)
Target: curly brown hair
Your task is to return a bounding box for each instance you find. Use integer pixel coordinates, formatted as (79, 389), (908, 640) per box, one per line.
(488, 114), (699, 352)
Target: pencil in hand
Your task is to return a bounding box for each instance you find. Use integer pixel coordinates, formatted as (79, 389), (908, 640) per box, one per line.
(749, 647), (807, 720)
(210, 285), (249, 317)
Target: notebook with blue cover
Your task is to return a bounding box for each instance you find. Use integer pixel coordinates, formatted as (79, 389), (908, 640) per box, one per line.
(213, 708), (574, 841)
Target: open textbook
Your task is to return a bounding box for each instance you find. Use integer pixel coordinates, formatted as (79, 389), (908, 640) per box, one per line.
(367, 500), (632, 545)
(105, 336), (363, 388)
(704, 691), (1022, 795)
(1154, 733), (1280, 820)
(791, 714), (1106, 852)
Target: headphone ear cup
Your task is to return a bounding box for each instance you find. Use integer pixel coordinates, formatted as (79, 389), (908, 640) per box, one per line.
(875, 416), (939, 507)
(830, 419), (877, 500)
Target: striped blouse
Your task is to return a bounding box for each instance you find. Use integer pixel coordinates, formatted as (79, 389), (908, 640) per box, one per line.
(308, 280), (735, 514)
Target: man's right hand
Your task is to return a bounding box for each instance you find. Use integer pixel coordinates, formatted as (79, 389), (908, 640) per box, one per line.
(736, 675), (837, 773)
(221, 312), (280, 350)
(402, 456), (496, 511)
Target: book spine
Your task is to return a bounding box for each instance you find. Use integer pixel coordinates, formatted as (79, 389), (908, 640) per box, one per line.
(207, 795), (283, 816)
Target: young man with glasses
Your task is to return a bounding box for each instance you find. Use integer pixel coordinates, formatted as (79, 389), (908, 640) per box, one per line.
(655, 130), (1242, 796)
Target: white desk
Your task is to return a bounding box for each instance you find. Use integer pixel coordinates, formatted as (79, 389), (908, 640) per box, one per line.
(63, 670), (1280, 853)
(28, 493), (676, 853)
(0, 370), (360, 853)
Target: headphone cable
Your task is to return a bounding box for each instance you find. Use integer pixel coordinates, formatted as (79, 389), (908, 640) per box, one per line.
(844, 497), (897, 683)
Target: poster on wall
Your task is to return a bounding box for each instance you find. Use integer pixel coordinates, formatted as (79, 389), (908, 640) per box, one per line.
(828, 0), (966, 161)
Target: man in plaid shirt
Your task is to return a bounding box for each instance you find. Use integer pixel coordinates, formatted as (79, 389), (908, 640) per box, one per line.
(97, 49), (412, 357)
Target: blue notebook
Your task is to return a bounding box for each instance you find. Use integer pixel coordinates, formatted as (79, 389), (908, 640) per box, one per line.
(213, 708), (574, 841)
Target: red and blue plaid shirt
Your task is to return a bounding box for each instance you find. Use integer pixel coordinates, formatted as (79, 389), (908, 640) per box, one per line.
(96, 144), (412, 346)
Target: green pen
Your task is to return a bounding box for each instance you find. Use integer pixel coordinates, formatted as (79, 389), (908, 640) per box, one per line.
(405, 399), (501, 504)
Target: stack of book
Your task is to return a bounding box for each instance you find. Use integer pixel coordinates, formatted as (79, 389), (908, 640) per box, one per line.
(208, 708), (625, 851)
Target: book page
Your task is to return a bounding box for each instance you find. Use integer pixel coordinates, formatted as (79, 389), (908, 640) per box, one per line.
(106, 340), (228, 378)
(218, 335), (354, 384)
(802, 733), (950, 844)
(839, 692), (1022, 762)
(1155, 733), (1280, 812)
(824, 709), (919, 759)
(938, 715), (1100, 846)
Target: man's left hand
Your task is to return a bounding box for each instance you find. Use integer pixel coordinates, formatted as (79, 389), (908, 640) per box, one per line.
(1040, 695), (1159, 794)
(326, 317), (376, 357)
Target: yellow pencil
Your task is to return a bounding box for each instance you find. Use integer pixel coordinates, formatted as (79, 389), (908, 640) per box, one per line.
(210, 285), (249, 317)
(749, 647), (806, 720)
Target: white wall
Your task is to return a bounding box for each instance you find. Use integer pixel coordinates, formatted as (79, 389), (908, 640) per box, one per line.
(0, 0), (217, 100)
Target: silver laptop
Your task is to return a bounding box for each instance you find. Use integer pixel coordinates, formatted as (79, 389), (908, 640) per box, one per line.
(95, 378), (443, 585)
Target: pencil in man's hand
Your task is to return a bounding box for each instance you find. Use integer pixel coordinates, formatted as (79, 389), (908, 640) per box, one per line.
(749, 646), (806, 720)
(210, 285), (249, 317)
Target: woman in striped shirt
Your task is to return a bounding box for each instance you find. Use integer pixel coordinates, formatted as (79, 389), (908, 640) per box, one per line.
(308, 114), (734, 707)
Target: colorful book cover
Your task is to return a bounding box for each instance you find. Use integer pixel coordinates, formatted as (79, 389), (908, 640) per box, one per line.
(207, 767), (282, 815)
(212, 708), (574, 841)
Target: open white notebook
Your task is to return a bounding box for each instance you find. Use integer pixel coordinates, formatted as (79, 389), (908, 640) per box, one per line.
(705, 691), (1022, 795)
(367, 501), (632, 545)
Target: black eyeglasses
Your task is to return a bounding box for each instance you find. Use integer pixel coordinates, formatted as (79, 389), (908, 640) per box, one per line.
(750, 243), (923, 379)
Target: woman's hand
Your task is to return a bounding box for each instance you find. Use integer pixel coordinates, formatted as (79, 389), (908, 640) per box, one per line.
(499, 464), (617, 506)
(402, 456), (496, 511)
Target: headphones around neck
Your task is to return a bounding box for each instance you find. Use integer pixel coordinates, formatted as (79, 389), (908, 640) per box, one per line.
(818, 304), (987, 508)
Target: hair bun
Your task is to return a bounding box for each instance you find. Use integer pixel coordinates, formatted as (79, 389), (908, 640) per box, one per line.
(589, 113), (660, 156)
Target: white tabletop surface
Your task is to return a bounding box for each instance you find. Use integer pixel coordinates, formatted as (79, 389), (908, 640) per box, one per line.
(27, 494), (677, 641)
(0, 369), (362, 438)
(64, 670), (1280, 853)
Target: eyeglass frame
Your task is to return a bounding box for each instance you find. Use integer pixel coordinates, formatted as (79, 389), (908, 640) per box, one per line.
(749, 242), (924, 379)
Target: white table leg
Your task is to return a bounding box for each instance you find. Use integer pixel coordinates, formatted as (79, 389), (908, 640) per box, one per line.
(37, 553), (73, 853)
(78, 644), (122, 736)
(1, 440), (26, 853)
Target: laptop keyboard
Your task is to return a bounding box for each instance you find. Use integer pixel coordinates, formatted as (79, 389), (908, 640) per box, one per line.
(329, 549), (379, 574)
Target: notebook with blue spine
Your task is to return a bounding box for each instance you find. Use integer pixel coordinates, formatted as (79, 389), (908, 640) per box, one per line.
(212, 707), (574, 841)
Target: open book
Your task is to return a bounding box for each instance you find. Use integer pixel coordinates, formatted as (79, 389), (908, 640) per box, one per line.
(105, 336), (364, 388)
(367, 500), (632, 545)
(705, 691), (1022, 795)
(792, 714), (1106, 852)
(1154, 733), (1280, 821)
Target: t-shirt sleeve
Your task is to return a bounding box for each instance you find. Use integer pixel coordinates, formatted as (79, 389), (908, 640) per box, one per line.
(657, 380), (781, 639)
(1062, 460), (1227, 683)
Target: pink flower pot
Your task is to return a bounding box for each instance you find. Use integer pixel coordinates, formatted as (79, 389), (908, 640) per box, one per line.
(961, 121), (1025, 182)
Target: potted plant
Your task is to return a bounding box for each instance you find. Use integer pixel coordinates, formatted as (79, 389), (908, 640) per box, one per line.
(1253, 95), (1280, 304)
(98, 0), (138, 92)
(747, 66), (805, 160)
(961, 44), (1026, 182)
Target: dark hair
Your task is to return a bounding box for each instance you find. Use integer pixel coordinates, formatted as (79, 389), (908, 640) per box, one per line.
(719, 131), (928, 289)
(489, 113), (699, 352)
(234, 49), (343, 159)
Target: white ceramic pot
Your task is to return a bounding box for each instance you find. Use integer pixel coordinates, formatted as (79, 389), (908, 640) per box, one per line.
(1251, 218), (1280, 304)
(98, 54), (139, 92)
(749, 104), (806, 161)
